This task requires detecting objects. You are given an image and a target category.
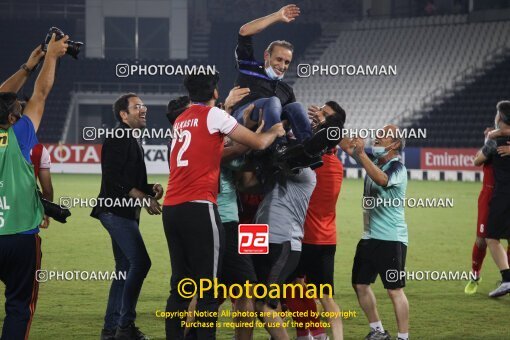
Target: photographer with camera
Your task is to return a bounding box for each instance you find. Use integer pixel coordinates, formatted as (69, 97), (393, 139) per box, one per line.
(0, 46), (45, 93)
(0, 27), (80, 96)
(0, 33), (68, 340)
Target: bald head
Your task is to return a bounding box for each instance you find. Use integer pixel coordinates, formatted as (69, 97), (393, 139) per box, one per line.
(383, 124), (398, 136)
(375, 124), (405, 154)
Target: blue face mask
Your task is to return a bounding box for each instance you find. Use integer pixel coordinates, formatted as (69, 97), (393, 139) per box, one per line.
(265, 65), (284, 80)
(371, 140), (397, 159)
(371, 146), (389, 159)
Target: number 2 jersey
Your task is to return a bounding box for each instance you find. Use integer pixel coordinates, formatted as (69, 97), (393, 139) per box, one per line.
(163, 104), (238, 206)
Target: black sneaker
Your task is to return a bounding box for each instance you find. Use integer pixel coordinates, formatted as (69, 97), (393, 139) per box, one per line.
(365, 330), (391, 340)
(115, 323), (150, 340)
(100, 328), (116, 340)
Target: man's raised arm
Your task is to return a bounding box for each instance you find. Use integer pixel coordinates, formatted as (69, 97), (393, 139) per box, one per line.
(239, 4), (300, 36)
(24, 33), (68, 132)
(0, 46), (45, 93)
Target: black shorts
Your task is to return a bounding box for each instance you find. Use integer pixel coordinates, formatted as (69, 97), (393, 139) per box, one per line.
(486, 191), (510, 239)
(298, 244), (336, 293)
(351, 239), (407, 290)
(219, 221), (257, 286)
(163, 202), (225, 339)
(162, 202), (225, 289)
(252, 242), (301, 309)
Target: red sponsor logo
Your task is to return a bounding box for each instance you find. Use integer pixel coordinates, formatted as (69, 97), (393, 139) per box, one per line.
(238, 224), (269, 254)
(421, 148), (479, 170)
(45, 144), (101, 163)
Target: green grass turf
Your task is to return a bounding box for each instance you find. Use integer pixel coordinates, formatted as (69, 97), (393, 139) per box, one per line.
(1, 174), (510, 339)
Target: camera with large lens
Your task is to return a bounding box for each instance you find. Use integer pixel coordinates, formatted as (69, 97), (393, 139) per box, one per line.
(38, 192), (71, 224)
(42, 27), (83, 59)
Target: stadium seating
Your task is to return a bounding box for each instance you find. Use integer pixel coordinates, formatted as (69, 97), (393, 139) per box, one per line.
(206, 0), (357, 23)
(292, 15), (510, 136)
(406, 48), (510, 147)
(3, 13), (510, 147)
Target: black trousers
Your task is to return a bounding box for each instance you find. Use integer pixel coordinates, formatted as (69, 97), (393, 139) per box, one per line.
(0, 233), (41, 340)
(163, 202), (225, 340)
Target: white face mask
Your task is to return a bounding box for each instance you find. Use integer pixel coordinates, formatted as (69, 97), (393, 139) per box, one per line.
(265, 65), (284, 80)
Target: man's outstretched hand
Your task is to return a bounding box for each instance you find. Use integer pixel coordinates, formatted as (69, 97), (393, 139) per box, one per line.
(224, 86), (250, 113)
(46, 33), (69, 59)
(26, 46), (46, 71)
(278, 4), (300, 23)
(308, 105), (323, 129)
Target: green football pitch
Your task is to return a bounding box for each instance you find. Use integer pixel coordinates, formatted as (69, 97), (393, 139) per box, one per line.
(1, 174), (509, 339)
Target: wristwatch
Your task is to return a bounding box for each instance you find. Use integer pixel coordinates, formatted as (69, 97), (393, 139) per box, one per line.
(20, 63), (33, 74)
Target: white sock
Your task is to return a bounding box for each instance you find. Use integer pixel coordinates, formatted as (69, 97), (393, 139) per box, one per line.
(397, 332), (409, 340)
(369, 321), (384, 332)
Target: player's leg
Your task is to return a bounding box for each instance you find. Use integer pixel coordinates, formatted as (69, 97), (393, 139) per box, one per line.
(473, 188), (491, 279)
(184, 296), (197, 338)
(284, 250), (325, 340)
(302, 244), (342, 340)
(255, 300), (290, 340)
(281, 102), (313, 142)
(486, 238), (510, 297)
(99, 212), (151, 339)
(485, 192), (510, 297)
(352, 240), (381, 323)
(465, 236), (486, 294)
(465, 188), (492, 294)
(352, 240), (385, 339)
(318, 297), (342, 339)
(220, 221), (257, 340)
(253, 242), (299, 340)
(378, 241), (408, 340)
(233, 96), (282, 129)
(487, 237), (510, 272)
(182, 202), (225, 339)
(353, 284), (383, 335)
(472, 236), (487, 278)
(101, 235), (130, 339)
(233, 296), (255, 340)
(0, 234), (41, 340)
(163, 205), (195, 339)
(284, 283), (322, 339)
(251, 96), (283, 130)
(386, 289), (409, 340)
(285, 276), (327, 339)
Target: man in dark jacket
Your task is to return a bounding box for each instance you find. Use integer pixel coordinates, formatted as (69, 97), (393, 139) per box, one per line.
(91, 93), (163, 340)
(232, 4), (312, 144)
